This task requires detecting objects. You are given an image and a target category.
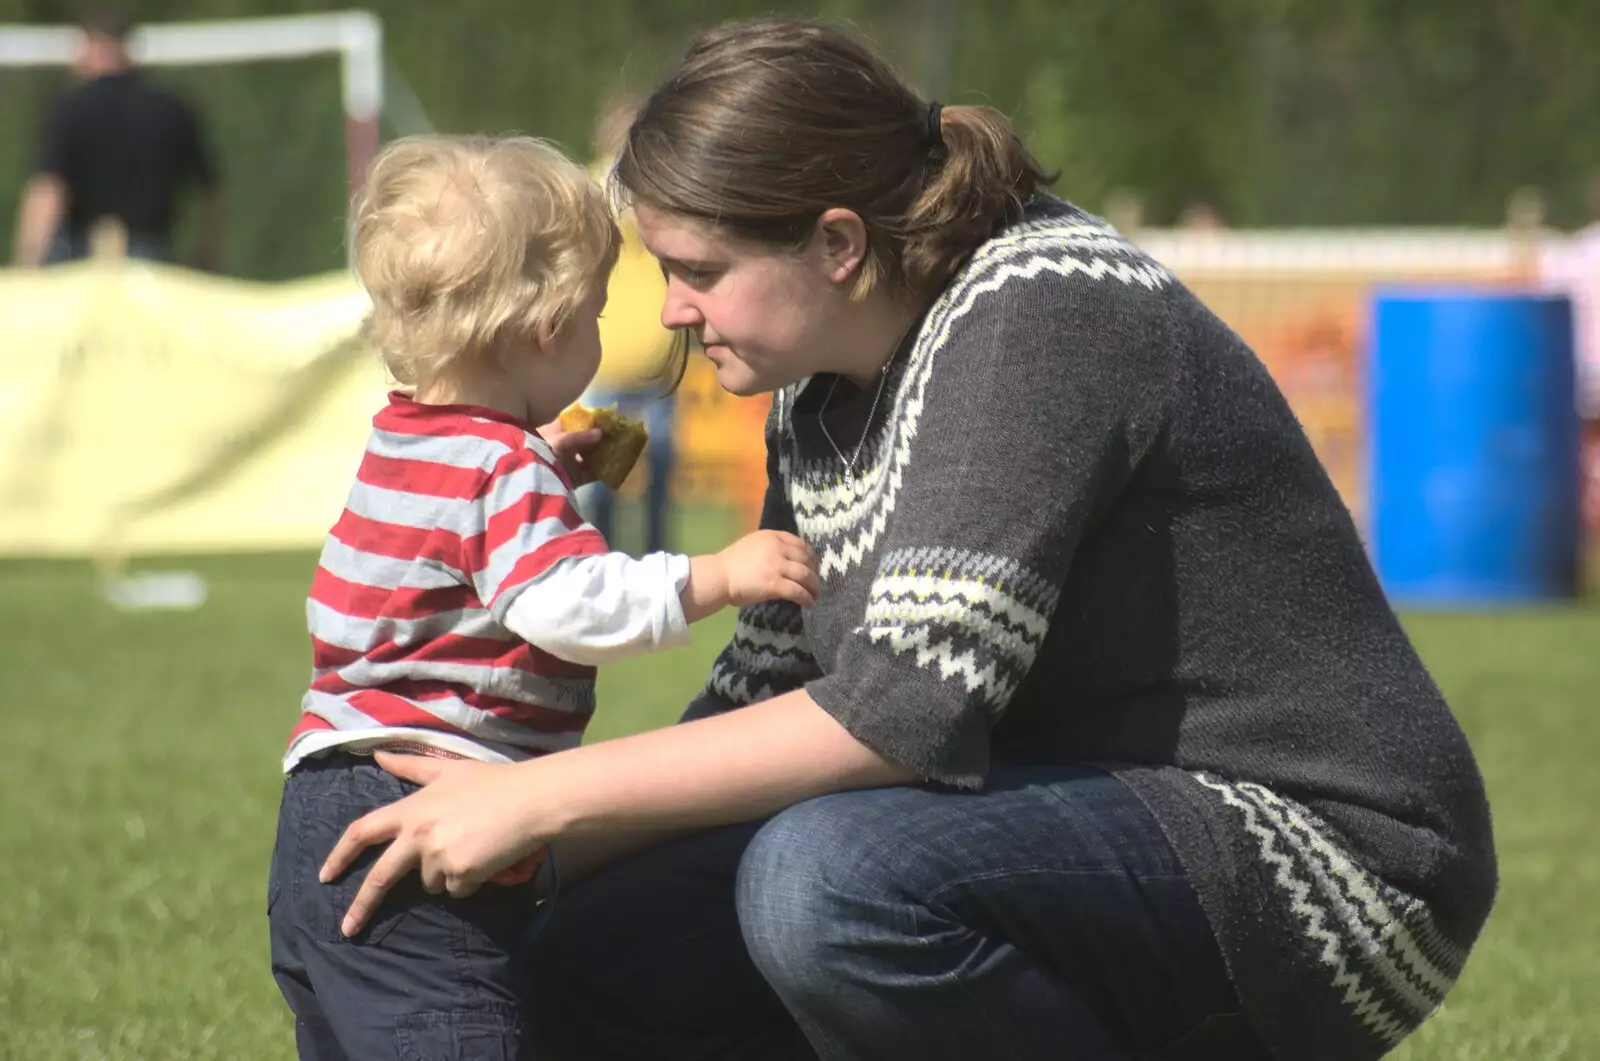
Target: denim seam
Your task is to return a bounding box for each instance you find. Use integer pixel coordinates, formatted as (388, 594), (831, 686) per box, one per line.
(922, 870), (1242, 1058)
(923, 865), (1188, 912)
(909, 900), (1034, 1055)
(450, 896), (482, 1010)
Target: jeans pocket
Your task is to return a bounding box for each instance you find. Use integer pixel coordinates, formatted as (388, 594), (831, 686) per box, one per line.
(395, 1004), (525, 1061)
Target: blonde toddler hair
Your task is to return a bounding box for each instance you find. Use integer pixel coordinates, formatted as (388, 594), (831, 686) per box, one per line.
(353, 134), (620, 386)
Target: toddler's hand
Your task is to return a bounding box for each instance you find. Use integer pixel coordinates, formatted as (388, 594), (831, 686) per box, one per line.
(716, 530), (820, 608)
(537, 420), (603, 486)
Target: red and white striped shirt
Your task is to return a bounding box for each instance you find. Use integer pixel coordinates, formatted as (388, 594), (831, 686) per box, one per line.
(285, 394), (691, 771)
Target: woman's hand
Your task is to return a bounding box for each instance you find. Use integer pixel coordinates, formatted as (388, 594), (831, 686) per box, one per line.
(321, 695), (916, 936)
(537, 420), (603, 487)
(319, 752), (551, 936)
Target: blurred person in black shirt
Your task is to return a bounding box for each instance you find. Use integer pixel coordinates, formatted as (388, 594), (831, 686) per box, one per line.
(10, 9), (223, 269)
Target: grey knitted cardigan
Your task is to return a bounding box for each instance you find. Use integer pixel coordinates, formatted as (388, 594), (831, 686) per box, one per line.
(684, 196), (1497, 1060)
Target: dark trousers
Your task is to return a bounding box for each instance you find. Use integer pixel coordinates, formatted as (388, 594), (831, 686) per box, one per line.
(267, 754), (548, 1060)
(45, 227), (170, 263)
(525, 765), (1273, 1061)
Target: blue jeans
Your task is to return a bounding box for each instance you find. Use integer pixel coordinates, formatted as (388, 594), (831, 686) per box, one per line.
(526, 765), (1269, 1060)
(268, 755), (550, 1060)
(575, 386), (677, 554)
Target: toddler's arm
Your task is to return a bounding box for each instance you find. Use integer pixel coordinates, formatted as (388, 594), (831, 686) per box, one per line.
(504, 530), (819, 665)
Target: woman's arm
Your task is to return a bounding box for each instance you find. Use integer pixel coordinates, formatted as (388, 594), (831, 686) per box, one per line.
(321, 688), (913, 936)
(549, 688), (914, 833)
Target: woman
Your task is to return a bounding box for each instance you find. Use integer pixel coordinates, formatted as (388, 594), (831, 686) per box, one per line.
(320, 17), (1496, 1060)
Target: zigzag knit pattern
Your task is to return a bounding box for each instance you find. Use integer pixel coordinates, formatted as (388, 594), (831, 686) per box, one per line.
(784, 213), (1170, 581)
(862, 547), (1059, 711)
(769, 212), (1165, 712)
(1192, 773), (1469, 1048)
(706, 600), (821, 707)
(686, 194), (1493, 1060)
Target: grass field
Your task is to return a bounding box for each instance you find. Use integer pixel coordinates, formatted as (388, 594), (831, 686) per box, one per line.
(1, 514), (1596, 1059)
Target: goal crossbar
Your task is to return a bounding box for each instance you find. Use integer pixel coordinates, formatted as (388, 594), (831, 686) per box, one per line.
(0, 11), (383, 191)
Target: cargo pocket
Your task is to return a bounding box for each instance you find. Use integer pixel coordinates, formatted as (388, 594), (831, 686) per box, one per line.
(297, 787), (420, 946)
(396, 1004), (525, 1061)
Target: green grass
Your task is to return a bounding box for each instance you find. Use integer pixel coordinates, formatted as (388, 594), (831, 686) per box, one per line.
(0, 516), (1595, 1059)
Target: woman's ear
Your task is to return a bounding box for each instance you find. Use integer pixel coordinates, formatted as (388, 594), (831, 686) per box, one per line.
(814, 207), (869, 288)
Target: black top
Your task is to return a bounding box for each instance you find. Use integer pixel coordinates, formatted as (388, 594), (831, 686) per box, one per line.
(686, 197), (1497, 1060)
(37, 71), (216, 241)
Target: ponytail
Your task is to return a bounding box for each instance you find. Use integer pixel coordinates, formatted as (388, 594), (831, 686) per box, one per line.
(901, 104), (1052, 295)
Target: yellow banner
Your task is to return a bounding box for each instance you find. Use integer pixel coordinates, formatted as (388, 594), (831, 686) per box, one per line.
(0, 257), (770, 559)
(0, 259), (383, 558)
(0, 229), (1554, 558)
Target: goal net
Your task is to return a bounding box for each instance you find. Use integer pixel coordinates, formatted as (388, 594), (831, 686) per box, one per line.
(0, 11), (391, 279)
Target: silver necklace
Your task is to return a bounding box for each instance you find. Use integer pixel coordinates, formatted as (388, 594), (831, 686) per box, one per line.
(818, 343), (900, 486)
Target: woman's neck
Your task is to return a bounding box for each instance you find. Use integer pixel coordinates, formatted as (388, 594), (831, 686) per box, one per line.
(833, 293), (924, 388)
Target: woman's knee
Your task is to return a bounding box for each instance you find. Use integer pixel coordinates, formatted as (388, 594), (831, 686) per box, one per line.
(736, 793), (924, 992)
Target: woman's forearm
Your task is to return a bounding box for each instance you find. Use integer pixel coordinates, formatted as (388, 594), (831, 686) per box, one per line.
(539, 689), (915, 840)
(319, 691), (915, 934)
(549, 827), (691, 886)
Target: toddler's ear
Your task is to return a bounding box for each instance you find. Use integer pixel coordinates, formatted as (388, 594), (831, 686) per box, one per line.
(534, 309), (574, 354)
(535, 316), (558, 352)
(494, 322), (550, 368)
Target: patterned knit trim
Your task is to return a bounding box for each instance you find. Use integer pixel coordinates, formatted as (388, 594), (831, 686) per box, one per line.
(706, 601), (819, 706)
(1192, 772), (1467, 1047)
(785, 208), (1171, 580)
(860, 547), (1059, 711)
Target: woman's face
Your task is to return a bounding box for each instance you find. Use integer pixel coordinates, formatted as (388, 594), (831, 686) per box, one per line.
(634, 203), (849, 396)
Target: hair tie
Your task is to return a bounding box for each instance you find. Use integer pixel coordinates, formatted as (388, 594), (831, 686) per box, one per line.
(925, 102), (945, 148)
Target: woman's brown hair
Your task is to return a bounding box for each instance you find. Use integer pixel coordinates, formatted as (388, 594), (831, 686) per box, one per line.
(614, 16), (1054, 300)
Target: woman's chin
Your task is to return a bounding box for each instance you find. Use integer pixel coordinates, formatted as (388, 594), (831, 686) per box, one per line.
(713, 361), (765, 397)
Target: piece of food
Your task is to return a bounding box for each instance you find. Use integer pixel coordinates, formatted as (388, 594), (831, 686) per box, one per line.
(558, 403), (649, 490)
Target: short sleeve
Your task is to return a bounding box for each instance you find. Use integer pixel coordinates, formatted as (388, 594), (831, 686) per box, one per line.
(804, 259), (1178, 787)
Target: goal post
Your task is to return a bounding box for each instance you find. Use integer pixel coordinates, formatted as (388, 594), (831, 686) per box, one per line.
(0, 10), (384, 197)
